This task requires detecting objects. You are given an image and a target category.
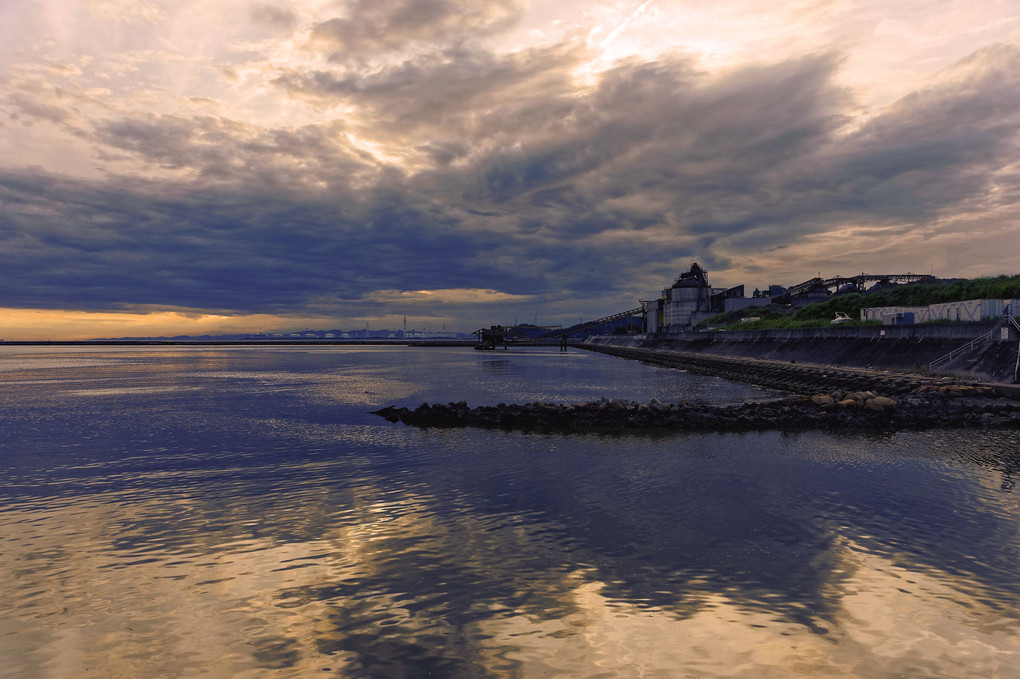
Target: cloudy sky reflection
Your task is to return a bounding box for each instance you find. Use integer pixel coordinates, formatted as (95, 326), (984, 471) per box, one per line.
(4, 428), (1019, 679)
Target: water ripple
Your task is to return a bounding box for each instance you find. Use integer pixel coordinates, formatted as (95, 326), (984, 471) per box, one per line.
(1, 347), (1018, 677)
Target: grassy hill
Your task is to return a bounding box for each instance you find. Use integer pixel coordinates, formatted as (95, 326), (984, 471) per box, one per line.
(699, 274), (1020, 331)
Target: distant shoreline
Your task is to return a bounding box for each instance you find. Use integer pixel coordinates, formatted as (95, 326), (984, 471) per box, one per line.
(0, 339), (478, 347)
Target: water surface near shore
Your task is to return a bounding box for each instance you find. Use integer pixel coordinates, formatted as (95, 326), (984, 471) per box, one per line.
(1, 345), (1018, 678)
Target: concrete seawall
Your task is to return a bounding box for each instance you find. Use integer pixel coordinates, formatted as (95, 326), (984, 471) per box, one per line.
(582, 326), (1020, 396)
(368, 325), (1020, 433)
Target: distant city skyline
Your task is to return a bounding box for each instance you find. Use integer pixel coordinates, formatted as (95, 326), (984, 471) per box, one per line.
(2, 0), (1019, 340)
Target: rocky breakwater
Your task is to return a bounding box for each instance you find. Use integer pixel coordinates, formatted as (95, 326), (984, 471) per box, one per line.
(373, 385), (1020, 433)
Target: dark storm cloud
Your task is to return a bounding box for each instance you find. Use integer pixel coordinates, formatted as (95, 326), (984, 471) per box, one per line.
(275, 40), (587, 136)
(96, 115), (200, 169)
(457, 52), (851, 236)
(3, 40), (1020, 320)
(796, 43), (1020, 220)
(487, 44), (1020, 255)
(0, 169), (529, 314)
(308, 0), (523, 59)
(443, 44), (1020, 291)
(94, 114), (379, 189)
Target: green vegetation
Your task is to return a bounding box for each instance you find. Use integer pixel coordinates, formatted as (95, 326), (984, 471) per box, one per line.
(698, 274), (1020, 331)
(847, 274), (1020, 307)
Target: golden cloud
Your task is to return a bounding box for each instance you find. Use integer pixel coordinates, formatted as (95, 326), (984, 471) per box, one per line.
(365, 288), (535, 304)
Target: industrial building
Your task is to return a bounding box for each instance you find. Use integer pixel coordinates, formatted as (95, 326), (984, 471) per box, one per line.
(646, 263), (769, 334)
(861, 299), (1020, 325)
(645, 264), (999, 334)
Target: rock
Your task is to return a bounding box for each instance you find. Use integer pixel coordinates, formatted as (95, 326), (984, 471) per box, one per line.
(372, 387), (1019, 432)
(865, 396), (896, 410)
(368, 405), (402, 422)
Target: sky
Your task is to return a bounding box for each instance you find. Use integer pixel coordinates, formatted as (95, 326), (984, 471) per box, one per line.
(1, 0), (1019, 339)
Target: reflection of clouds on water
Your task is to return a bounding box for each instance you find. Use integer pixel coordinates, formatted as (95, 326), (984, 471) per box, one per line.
(0, 479), (571, 677)
(481, 543), (1020, 679)
(66, 386), (202, 397)
(0, 357), (128, 371)
(5, 482), (1018, 679)
(3, 348), (1020, 677)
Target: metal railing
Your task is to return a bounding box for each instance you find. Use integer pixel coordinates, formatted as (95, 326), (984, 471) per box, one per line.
(929, 315), (1020, 376)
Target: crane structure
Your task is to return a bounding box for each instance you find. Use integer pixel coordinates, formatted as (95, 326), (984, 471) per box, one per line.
(778, 273), (935, 301)
(472, 307), (645, 349)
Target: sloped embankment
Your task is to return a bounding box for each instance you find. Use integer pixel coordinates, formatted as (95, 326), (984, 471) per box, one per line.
(579, 343), (953, 395)
(586, 330), (1018, 385)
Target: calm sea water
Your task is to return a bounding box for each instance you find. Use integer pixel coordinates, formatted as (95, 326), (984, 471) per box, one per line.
(1, 345), (1018, 678)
